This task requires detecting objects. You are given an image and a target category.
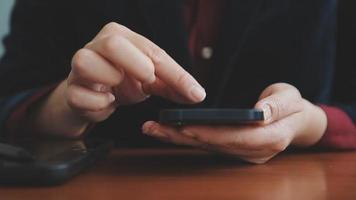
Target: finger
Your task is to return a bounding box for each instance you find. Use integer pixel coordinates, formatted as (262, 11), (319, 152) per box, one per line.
(238, 154), (277, 164)
(87, 35), (156, 84)
(255, 83), (304, 124)
(142, 78), (193, 104)
(91, 22), (206, 103)
(71, 48), (124, 86)
(143, 122), (282, 163)
(66, 84), (116, 112)
(211, 146), (278, 164)
(128, 32), (206, 103)
(114, 76), (150, 104)
(180, 124), (291, 152)
(143, 122), (284, 163)
(79, 104), (117, 122)
(142, 121), (204, 147)
(90, 22), (132, 42)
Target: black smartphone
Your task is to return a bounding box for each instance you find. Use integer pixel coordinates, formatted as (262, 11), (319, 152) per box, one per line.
(159, 109), (264, 125)
(0, 138), (113, 185)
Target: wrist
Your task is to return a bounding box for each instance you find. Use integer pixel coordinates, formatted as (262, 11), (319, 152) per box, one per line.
(292, 100), (328, 147)
(29, 80), (91, 137)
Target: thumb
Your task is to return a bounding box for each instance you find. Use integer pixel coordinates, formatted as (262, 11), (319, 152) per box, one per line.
(254, 83), (304, 124)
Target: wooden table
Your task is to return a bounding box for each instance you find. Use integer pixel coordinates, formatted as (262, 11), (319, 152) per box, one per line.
(1, 148), (356, 200)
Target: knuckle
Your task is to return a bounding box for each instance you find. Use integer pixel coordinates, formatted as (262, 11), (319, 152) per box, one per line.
(147, 45), (167, 66)
(267, 83), (301, 98)
(268, 83), (291, 91)
(268, 96), (282, 120)
(103, 22), (129, 34)
(112, 69), (125, 85)
(102, 35), (126, 53)
(141, 64), (155, 83)
(261, 83), (280, 97)
(71, 49), (92, 73)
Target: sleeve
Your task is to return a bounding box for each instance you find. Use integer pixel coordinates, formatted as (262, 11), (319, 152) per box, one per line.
(0, 90), (38, 136)
(312, 0), (356, 149)
(0, 86), (56, 138)
(0, 1), (81, 135)
(0, 0), (80, 96)
(315, 105), (356, 149)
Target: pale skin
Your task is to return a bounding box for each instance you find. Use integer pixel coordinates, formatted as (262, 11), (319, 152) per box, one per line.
(28, 22), (328, 164)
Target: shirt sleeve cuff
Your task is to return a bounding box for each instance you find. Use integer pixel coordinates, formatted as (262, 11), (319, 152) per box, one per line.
(313, 104), (356, 149)
(6, 84), (59, 137)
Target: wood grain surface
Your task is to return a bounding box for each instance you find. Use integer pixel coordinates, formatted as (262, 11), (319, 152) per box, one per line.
(1, 148), (356, 200)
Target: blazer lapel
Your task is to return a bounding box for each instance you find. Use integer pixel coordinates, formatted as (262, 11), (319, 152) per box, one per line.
(137, 0), (192, 71)
(207, 0), (265, 106)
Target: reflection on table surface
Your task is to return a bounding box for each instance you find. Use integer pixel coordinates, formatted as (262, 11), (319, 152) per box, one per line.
(1, 148), (356, 200)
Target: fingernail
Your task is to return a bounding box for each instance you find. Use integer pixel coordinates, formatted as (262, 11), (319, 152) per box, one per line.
(190, 86), (206, 102)
(142, 121), (155, 134)
(108, 93), (116, 103)
(263, 104), (272, 121)
(142, 122), (168, 138)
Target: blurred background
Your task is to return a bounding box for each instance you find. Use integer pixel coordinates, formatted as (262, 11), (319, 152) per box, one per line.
(0, 0), (354, 70)
(0, 0), (15, 58)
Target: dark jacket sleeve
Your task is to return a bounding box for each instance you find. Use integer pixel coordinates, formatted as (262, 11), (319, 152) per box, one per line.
(331, 0), (356, 123)
(0, 0), (80, 96)
(0, 1), (79, 136)
(312, 0), (356, 149)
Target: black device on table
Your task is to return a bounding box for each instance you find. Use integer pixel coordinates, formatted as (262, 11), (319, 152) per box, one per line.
(0, 109), (262, 185)
(0, 138), (112, 185)
(159, 109), (264, 125)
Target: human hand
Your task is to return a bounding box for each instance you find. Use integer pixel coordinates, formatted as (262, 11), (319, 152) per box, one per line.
(142, 83), (327, 164)
(67, 22), (205, 121)
(32, 22), (205, 136)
